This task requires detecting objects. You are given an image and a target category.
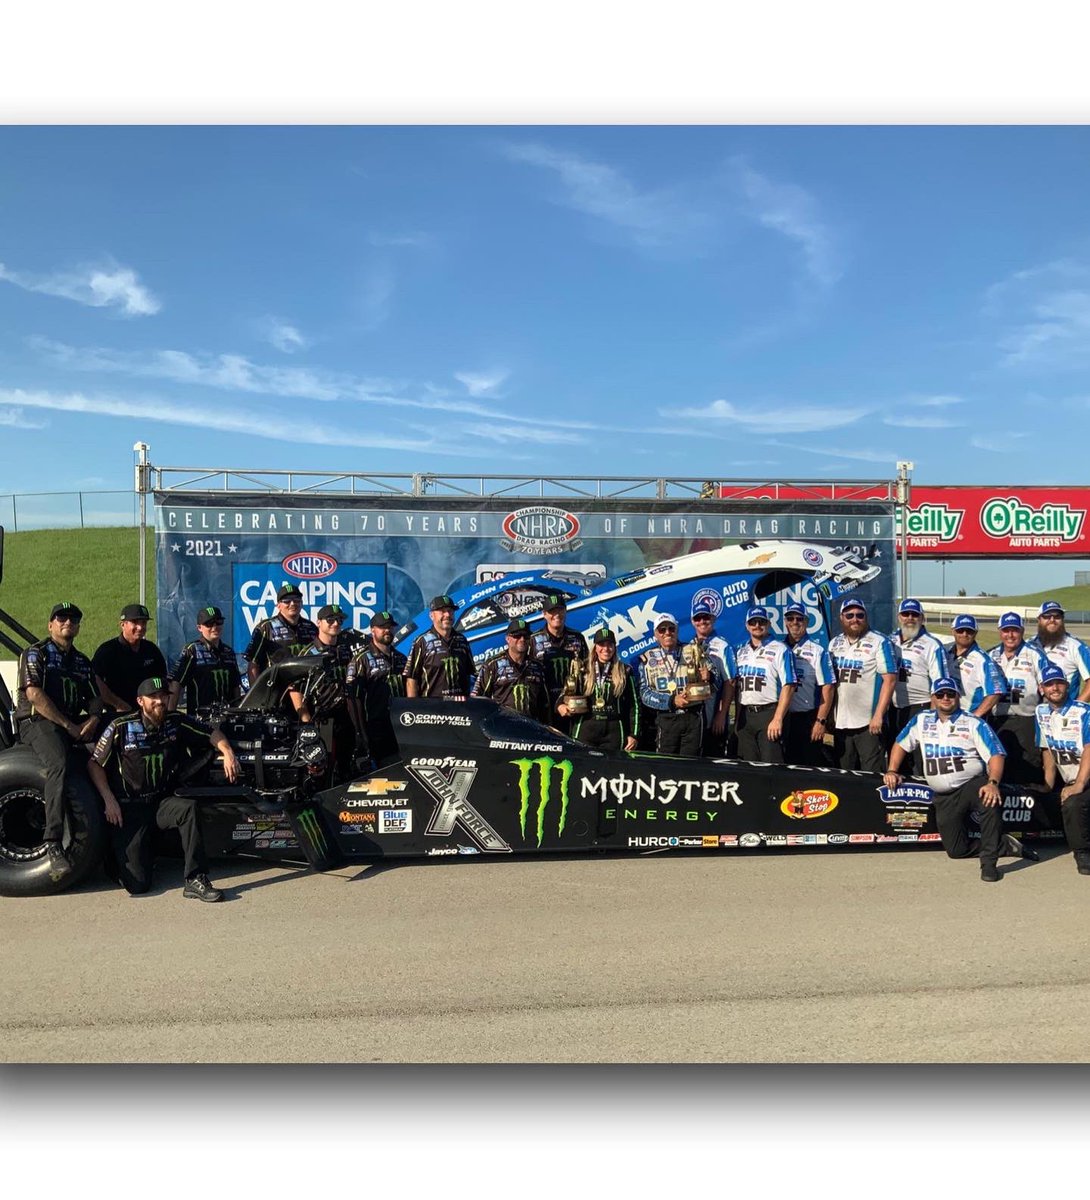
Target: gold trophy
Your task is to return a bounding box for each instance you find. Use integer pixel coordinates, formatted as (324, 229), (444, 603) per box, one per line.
(682, 641), (711, 702)
(561, 655), (589, 714)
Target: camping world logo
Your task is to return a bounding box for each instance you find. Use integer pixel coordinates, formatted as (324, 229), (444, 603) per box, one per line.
(980, 497), (1086, 542)
(511, 756), (573, 847)
(282, 551), (338, 579)
(500, 506), (583, 555)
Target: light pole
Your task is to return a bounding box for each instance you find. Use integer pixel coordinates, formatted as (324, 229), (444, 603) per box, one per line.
(134, 441), (150, 606)
(895, 460), (914, 605)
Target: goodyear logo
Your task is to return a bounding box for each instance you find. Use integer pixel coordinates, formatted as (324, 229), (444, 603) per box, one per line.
(781, 789), (838, 819)
(282, 551), (338, 579)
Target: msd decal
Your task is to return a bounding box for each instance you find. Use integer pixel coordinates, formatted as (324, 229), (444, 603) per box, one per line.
(232, 561), (386, 637)
(499, 506), (583, 555)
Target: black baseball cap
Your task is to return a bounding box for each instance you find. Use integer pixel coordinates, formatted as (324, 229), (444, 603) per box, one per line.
(50, 601), (83, 621)
(277, 584), (304, 601)
(542, 593), (567, 613)
(317, 604), (347, 622)
(505, 618), (532, 637)
(593, 627), (616, 644)
(121, 603), (151, 622)
(136, 676), (170, 697)
(370, 610), (397, 628)
(197, 605), (224, 626)
(429, 594), (458, 611)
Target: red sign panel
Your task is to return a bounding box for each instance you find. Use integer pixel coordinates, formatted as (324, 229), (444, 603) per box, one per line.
(900, 487), (1090, 557)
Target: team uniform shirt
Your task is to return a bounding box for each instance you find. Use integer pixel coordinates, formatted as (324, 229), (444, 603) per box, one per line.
(828, 630), (897, 728)
(403, 628), (475, 699)
(295, 635), (355, 714)
(950, 643), (1007, 713)
(787, 636), (836, 714)
(577, 661), (640, 737)
(346, 644), (408, 721)
(895, 709), (1005, 793)
(1035, 700), (1090, 786)
(529, 628), (588, 703)
(91, 636), (168, 709)
(168, 638), (242, 712)
(243, 614), (320, 674)
(1027, 634), (1090, 695)
(15, 637), (97, 724)
(92, 712), (211, 802)
(890, 628), (950, 707)
(471, 653), (550, 722)
(696, 633), (738, 726)
(639, 646), (694, 712)
(732, 638), (797, 709)
(989, 642), (1050, 718)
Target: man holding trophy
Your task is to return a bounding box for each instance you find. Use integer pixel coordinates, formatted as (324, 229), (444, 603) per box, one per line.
(637, 614), (718, 757)
(530, 593), (589, 732)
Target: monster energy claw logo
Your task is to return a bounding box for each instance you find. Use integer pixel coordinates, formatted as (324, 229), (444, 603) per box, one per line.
(144, 752), (165, 791)
(61, 677), (80, 711)
(512, 757), (573, 848)
(444, 655), (460, 690)
(511, 683), (531, 714)
(295, 807), (329, 857)
(209, 667), (231, 700)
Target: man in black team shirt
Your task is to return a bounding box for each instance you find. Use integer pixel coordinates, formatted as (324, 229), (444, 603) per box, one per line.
(91, 602), (167, 714)
(167, 605), (242, 715)
(15, 601), (102, 879)
(529, 593), (587, 730)
(472, 618), (551, 722)
(403, 594), (475, 699)
(89, 676), (240, 901)
(243, 583), (319, 683)
(289, 603), (357, 781)
(347, 610), (407, 768)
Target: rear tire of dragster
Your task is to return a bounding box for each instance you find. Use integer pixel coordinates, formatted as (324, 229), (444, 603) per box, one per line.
(0, 746), (107, 897)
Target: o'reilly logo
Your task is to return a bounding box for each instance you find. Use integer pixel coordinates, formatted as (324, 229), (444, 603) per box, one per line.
(981, 497), (1085, 542)
(899, 503), (964, 542)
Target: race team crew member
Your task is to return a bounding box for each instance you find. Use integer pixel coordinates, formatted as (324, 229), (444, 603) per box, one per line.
(15, 601), (101, 880)
(88, 676), (240, 902)
(472, 618), (551, 723)
(988, 611), (1050, 785)
(346, 610), (407, 768)
(885, 676), (1031, 884)
(529, 592), (588, 728)
(1035, 663), (1090, 876)
(890, 598), (949, 736)
(92, 602), (167, 713)
(733, 605), (796, 764)
(638, 613), (712, 758)
(1028, 600), (1090, 701)
(783, 603), (836, 767)
(690, 602), (736, 757)
(292, 604), (357, 782)
(243, 584), (319, 683)
(403, 594), (475, 699)
(948, 614), (1006, 720)
(566, 626), (640, 752)
(167, 605), (242, 715)
(828, 598), (896, 772)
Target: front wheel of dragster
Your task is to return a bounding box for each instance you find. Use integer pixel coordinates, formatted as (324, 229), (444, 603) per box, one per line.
(0, 746), (107, 897)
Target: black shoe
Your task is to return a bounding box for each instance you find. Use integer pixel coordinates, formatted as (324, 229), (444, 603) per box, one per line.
(1075, 854), (1090, 876)
(183, 874), (223, 903)
(980, 862), (1001, 883)
(45, 841), (70, 882)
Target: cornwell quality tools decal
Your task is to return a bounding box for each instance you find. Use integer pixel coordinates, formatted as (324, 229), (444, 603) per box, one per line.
(407, 762), (512, 853)
(511, 756), (573, 848)
(780, 789), (838, 819)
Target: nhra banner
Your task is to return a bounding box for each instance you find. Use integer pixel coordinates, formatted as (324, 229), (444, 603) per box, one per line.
(154, 494), (894, 668)
(900, 487), (1090, 557)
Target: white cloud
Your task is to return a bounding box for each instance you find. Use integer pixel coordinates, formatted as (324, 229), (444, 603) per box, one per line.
(767, 439), (895, 465)
(663, 397), (870, 434)
(454, 369), (509, 397)
(262, 318), (308, 354)
(461, 423), (586, 446)
(367, 232), (432, 248)
(970, 432), (1028, 453)
(915, 394), (966, 408)
(360, 266), (394, 331)
(883, 414), (966, 429)
(0, 260), (160, 316)
(0, 407), (46, 430)
(730, 158), (842, 287)
(985, 260), (1090, 369)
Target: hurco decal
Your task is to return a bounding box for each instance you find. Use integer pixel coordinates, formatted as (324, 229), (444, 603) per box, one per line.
(781, 789), (838, 819)
(981, 497), (1085, 543)
(499, 506), (583, 555)
(511, 757), (572, 847)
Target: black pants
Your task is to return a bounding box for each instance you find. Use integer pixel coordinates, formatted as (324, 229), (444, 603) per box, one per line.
(21, 719), (85, 842)
(654, 709), (703, 757)
(992, 715), (1043, 786)
(1059, 787), (1090, 857)
(110, 795), (209, 894)
(326, 712), (357, 783)
(933, 777), (1004, 866)
(362, 716), (401, 768)
(834, 725), (885, 772)
(784, 709), (831, 767)
(574, 716), (626, 752)
(736, 704), (786, 764)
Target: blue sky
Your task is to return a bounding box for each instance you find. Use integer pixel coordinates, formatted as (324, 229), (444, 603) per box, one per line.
(3, 125), (1090, 591)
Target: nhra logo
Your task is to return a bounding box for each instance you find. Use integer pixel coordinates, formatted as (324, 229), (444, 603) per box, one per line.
(500, 506), (583, 555)
(282, 551), (338, 579)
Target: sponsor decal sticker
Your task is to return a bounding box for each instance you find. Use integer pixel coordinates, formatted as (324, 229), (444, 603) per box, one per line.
(719, 834), (739, 847)
(919, 832), (942, 842)
(500, 506), (583, 555)
(897, 833), (919, 842)
(426, 847), (459, 856)
(827, 833), (848, 845)
(347, 778), (406, 796)
(887, 810), (928, 829)
(628, 836), (681, 848)
(702, 835), (719, 847)
(849, 833), (876, 844)
(400, 711), (472, 727)
(877, 783), (934, 806)
(739, 833), (761, 847)
(282, 551), (338, 579)
(409, 763), (511, 853)
(691, 587), (723, 617)
(339, 811), (376, 824)
(762, 834), (788, 846)
(378, 809), (412, 834)
(781, 789), (839, 819)
(802, 548), (823, 567)
(875, 835), (899, 844)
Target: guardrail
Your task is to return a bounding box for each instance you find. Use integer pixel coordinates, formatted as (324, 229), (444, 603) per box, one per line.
(0, 491), (138, 531)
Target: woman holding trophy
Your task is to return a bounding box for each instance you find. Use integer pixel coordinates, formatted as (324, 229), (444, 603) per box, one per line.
(558, 627), (640, 752)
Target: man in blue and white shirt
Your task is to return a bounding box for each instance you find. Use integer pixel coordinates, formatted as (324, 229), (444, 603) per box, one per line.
(989, 611), (1050, 785)
(949, 614), (1006, 720)
(886, 676), (1026, 883)
(733, 605), (796, 764)
(828, 598), (897, 772)
(1035, 663), (1090, 876)
(638, 613), (717, 758)
(783, 602), (836, 767)
(890, 598), (949, 737)
(690, 600), (737, 758)
(1028, 600), (1090, 701)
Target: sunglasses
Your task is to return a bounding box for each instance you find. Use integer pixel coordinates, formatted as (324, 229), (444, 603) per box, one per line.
(507, 632), (530, 640)
(692, 615), (713, 622)
(785, 615), (806, 622)
(199, 621), (225, 629)
(933, 690), (957, 699)
(747, 620), (768, 627)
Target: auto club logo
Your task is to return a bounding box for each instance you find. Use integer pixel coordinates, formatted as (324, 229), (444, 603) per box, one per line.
(499, 506), (583, 555)
(781, 789), (839, 819)
(690, 587), (723, 617)
(282, 551), (338, 579)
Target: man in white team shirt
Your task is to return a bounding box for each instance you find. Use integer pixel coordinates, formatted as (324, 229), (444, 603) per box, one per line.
(783, 602), (836, 767)
(733, 605), (796, 763)
(890, 598), (949, 738)
(828, 598), (897, 772)
(886, 676), (1033, 883)
(1035, 663), (1090, 876)
(1028, 600), (1090, 701)
(989, 611), (1050, 786)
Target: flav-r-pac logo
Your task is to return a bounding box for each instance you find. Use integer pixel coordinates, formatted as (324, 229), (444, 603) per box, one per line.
(900, 503), (964, 542)
(981, 497), (1086, 542)
(511, 756), (573, 848)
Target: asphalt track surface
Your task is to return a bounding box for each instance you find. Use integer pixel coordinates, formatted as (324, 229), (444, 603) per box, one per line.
(4, 841), (1090, 1063)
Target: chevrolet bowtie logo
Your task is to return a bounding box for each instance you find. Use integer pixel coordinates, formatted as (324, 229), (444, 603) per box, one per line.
(347, 777), (406, 796)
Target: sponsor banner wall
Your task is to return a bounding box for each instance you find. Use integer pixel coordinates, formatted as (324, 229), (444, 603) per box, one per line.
(155, 495), (894, 666)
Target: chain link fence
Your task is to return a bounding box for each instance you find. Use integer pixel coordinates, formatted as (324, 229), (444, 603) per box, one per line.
(0, 491), (138, 531)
